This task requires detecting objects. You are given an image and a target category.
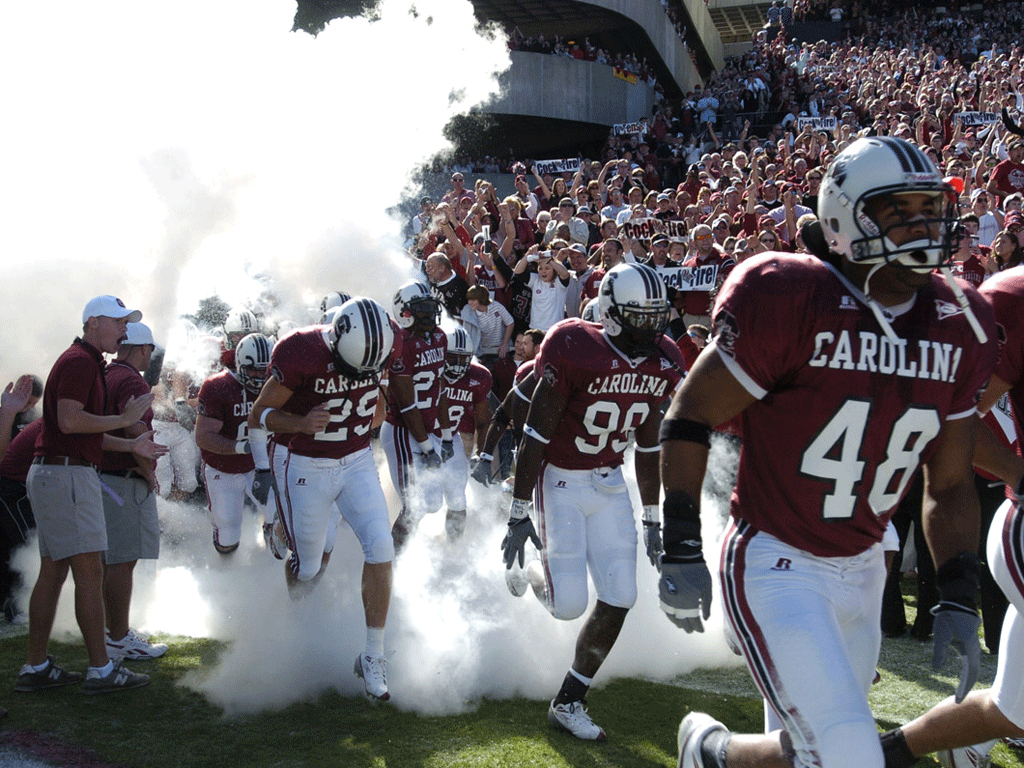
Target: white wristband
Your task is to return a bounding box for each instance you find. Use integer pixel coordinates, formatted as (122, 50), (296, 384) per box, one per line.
(523, 425), (550, 444)
(249, 427), (270, 470)
(441, 428), (454, 442)
(234, 440), (251, 455)
(509, 498), (530, 520)
(417, 439), (432, 454)
(642, 504), (659, 525)
(259, 408), (276, 430)
(478, 452), (493, 462)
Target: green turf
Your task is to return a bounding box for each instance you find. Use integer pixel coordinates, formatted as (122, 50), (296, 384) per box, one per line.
(0, 580), (1019, 767)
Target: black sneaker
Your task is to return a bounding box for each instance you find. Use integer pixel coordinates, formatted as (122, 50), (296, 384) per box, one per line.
(15, 656), (83, 692)
(82, 661), (150, 695)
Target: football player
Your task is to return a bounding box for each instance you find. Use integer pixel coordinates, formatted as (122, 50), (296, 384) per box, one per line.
(247, 298), (396, 702)
(668, 137), (998, 768)
(380, 280), (451, 552)
(194, 333), (274, 555)
(437, 328), (492, 541)
(319, 291), (352, 324)
(219, 308), (260, 370)
(875, 264), (1024, 768)
(472, 353), (537, 488)
(502, 262), (686, 741)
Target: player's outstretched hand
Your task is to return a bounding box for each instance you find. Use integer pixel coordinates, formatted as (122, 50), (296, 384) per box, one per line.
(251, 468), (277, 506)
(658, 559), (712, 633)
(501, 498), (540, 569)
(931, 603), (981, 703)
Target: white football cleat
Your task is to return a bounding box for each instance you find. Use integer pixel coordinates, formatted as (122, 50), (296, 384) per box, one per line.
(548, 699), (606, 741)
(354, 653), (390, 702)
(505, 561), (529, 596)
(937, 740), (998, 768)
(678, 712), (728, 768)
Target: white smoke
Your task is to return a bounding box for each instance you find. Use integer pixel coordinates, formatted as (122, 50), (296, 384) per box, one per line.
(3, 0), (746, 718)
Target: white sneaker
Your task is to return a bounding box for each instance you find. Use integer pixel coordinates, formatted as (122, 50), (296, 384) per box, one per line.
(937, 740), (998, 768)
(548, 699), (606, 741)
(354, 653), (390, 702)
(678, 712), (728, 768)
(106, 629), (168, 661)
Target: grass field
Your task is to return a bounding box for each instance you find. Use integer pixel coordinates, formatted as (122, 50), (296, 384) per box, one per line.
(0, 594), (1020, 768)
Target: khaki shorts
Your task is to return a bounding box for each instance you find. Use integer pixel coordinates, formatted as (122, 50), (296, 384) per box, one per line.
(26, 464), (107, 561)
(99, 473), (160, 564)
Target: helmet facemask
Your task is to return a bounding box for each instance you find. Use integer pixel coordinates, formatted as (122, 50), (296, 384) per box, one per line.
(607, 302), (670, 357)
(444, 352), (472, 382)
(847, 188), (957, 273)
(238, 364), (268, 395)
(406, 295), (440, 332)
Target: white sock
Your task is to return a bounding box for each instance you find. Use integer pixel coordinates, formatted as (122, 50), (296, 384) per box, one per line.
(365, 627), (385, 657)
(87, 660), (114, 679)
(569, 668), (593, 686)
(27, 659), (50, 673)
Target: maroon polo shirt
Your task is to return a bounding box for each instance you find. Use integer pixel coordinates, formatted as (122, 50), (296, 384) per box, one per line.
(35, 338), (107, 467)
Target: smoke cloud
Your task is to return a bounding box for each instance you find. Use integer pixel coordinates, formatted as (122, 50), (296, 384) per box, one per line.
(4, 0), (745, 717)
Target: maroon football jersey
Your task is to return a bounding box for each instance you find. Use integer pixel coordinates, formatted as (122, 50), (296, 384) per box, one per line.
(385, 327), (448, 431)
(100, 361), (155, 474)
(714, 253), (998, 557)
(535, 319), (686, 470)
(441, 361), (492, 435)
(514, 358), (536, 387)
(196, 369), (255, 474)
(980, 266), (1024, 442)
(270, 327), (380, 460)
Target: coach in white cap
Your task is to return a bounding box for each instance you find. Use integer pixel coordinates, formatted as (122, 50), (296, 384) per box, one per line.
(17, 297), (163, 695)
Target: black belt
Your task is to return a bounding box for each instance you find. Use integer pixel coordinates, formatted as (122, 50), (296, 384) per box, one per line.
(32, 456), (97, 471)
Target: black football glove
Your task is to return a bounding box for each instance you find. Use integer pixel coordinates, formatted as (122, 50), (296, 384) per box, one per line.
(416, 449), (442, 470)
(251, 469), (277, 506)
(470, 454), (492, 485)
(931, 552), (982, 703)
(501, 498), (541, 569)
(658, 516), (712, 633)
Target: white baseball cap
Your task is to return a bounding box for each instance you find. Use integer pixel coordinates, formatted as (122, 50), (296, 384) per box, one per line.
(82, 295), (142, 324)
(123, 322), (159, 349)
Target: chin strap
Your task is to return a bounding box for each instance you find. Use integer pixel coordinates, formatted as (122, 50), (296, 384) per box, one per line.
(862, 263), (901, 343)
(939, 267), (989, 344)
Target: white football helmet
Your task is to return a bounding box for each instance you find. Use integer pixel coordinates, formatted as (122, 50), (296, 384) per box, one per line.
(393, 280), (440, 332)
(598, 263), (670, 357)
(320, 291), (352, 315)
(818, 136), (956, 272)
(444, 327), (474, 383)
(234, 333), (274, 394)
(223, 308), (260, 350)
(581, 301), (598, 323)
(328, 298), (395, 381)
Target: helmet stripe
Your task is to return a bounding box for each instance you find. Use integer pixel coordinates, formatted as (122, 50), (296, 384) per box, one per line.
(879, 136), (930, 174)
(255, 335), (271, 366)
(356, 299), (382, 370)
(636, 263), (664, 300)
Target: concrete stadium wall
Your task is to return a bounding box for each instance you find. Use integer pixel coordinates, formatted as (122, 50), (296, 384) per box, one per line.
(582, 0), (719, 83)
(489, 52), (657, 125)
